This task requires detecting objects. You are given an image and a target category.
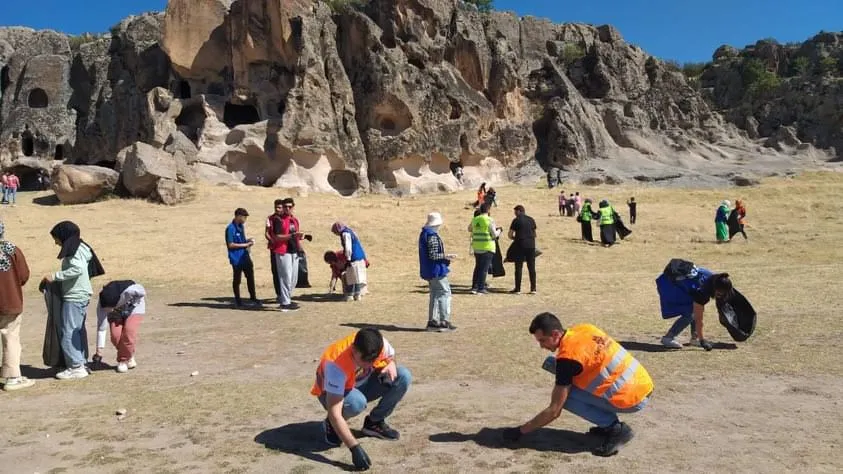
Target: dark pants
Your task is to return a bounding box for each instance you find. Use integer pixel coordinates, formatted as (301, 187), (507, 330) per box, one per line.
(471, 251), (494, 291)
(269, 252), (280, 298)
(729, 225), (747, 240)
(630, 211), (636, 224)
(581, 221), (593, 242)
(233, 255), (257, 304)
(514, 251), (536, 292)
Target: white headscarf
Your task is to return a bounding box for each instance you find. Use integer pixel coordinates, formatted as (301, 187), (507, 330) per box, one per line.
(0, 222), (16, 272)
(720, 200), (731, 208)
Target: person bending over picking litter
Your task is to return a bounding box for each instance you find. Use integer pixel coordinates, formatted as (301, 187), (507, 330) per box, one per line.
(500, 312), (653, 457)
(311, 328), (412, 471)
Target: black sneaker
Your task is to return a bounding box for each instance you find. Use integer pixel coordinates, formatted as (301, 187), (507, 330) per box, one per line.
(426, 321), (442, 332)
(361, 416), (400, 440)
(280, 303), (300, 312)
(592, 422), (634, 457)
(587, 425), (611, 436)
(323, 418), (340, 447)
(439, 321), (457, 332)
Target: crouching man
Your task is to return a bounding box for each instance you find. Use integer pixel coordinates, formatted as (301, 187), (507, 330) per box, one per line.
(501, 312), (654, 457)
(311, 328), (412, 471)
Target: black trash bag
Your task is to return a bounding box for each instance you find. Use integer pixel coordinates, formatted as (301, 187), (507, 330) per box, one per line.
(296, 252), (312, 288)
(663, 258), (697, 281)
(489, 239), (506, 277)
(716, 288), (756, 342)
(613, 212), (632, 239)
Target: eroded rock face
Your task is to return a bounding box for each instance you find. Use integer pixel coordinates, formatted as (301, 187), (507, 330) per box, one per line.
(1, 1), (836, 201)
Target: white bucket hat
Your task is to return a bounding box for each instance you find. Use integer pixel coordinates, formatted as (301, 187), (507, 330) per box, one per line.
(425, 212), (443, 227)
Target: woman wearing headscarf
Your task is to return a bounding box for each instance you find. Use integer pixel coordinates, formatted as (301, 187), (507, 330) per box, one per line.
(596, 200), (617, 247)
(42, 221), (103, 380)
(331, 222), (368, 301)
(577, 199), (595, 242)
(715, 201), (730, 243)
(0, 222), (35, 391)
(728, 200), (748, 241)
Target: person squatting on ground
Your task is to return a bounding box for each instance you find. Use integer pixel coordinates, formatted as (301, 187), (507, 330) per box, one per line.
(501, 313), (653, 457)
(226, 208), (259, 307)
(311, 328), (412, 471)
(268, 198), (303, 311)
(331, 222), (368, 301)
(508, 205), (537, 294)
(0, 221), (35, 391)
(94, 280), (146, 373)
(578, 199), (595, 242)
(658, 260), (734, 351)
(468, 203), (501, 294)
(43, 221), (104, 380)
(418, 212), (457, 332)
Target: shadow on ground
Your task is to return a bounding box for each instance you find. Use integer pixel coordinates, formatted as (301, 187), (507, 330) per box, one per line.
(167, 297), (270, 311)
(429, 427), (599, 454)
(341, 322), (429, 333)
(32, 194), (60, 206)
(19, 365), (59, 380)
(619, 340), (738, 352)
(255, 421), (353, 471)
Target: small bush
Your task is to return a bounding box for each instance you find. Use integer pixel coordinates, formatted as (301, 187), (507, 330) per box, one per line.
(561, 43), (586, 64)
(464, 0), (494, 12)
(790, 56), (811, 76)
(818, 56), (839, 76)
(681, 62), (709, 78)
(741, 58), (781, 97)
(68, 32), (101, 50)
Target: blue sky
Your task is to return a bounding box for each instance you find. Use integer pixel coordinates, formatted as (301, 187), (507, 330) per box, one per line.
(1, 0), (840, 63)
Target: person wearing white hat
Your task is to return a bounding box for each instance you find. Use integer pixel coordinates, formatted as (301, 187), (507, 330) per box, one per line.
(418, 212), (457, 332)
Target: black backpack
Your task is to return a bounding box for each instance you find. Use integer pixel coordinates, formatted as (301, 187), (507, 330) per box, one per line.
(663, 258), (697, 282)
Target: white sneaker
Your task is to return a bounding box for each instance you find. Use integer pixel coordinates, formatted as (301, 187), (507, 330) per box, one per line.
(55, 366), (89, 380)
(116, 363), (128, 373)
(353, 294), (362, 301)
(344, 295), (353, 302)
(660, 336), (683, 349)
(127, 357), (137, 369)
(3, 376), (35, 391)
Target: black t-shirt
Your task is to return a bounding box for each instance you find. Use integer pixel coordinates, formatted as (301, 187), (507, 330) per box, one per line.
(690, 277), (716, 306)
(555, 358), (584, 386)
(509, 214), (536, 249)
(628, 201), (637, 213)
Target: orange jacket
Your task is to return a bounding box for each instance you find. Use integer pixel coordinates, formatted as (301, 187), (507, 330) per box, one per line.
(557, 324), (653, 409)
(311, 332), (393, 397)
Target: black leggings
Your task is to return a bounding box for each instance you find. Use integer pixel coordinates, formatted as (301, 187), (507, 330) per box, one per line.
(233, 255), (257, 303)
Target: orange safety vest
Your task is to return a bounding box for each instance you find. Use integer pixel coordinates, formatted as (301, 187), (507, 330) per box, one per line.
(311, 332), (391, 397)
(556, 324), (653, 409)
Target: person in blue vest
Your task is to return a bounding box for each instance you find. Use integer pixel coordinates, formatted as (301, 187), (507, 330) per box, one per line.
(225, 208), (259, 307)
(656, 259), (734, 351)
(418, 212), (457, 332)
(332, 222), (368, 301)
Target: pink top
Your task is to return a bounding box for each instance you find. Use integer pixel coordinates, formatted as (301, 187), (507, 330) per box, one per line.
(558, 194), (566, 205)
(6, 175), (19, 189)
(0, 175), (7, 186)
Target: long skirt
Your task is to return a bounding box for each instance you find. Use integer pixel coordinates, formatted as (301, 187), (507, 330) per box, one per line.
(600, 224), (616, 245)
(715, 222), (729, 242)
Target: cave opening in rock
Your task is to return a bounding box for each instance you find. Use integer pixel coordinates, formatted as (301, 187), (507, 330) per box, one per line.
(449, 97), (462, 120)
(7, 165), (43, 191)
(91, 160), (116, 169)
(223, 102), (261, 128)
(21, 131), (34, 156)
(175, 102), (207, 144)
(28, 88), (49, 108)
(0, 65), (9, 94)
(459, 133), (469, 152)
(327, 170), (359, 197)
(178, 80), (192, 99)
(380, 118), (396, 131)
(54, 145), (65, 161)
(277, 100), (286, 117)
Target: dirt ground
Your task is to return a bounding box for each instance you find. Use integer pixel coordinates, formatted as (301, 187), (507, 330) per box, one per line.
(2, 173), (843, 473)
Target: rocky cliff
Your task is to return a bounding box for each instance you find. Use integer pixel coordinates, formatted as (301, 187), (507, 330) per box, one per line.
(0, 0), (836, 203)
(699, 32), (843, 159)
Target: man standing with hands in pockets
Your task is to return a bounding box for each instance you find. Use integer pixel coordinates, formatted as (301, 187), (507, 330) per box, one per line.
(226, 208), (259, 308)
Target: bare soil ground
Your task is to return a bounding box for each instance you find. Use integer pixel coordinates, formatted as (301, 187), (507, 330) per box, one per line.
(2, 173), (843, 473)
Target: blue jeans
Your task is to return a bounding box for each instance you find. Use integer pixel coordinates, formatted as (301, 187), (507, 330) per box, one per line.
(471, 251), (494, 291)
(666, 312), (697, 339)
(60, 300), (90, 367)
(543, 356), (649, 427)
(428, 276), (452, 323)
(6, 188), (15, 204)
(318, 366), (412, 422)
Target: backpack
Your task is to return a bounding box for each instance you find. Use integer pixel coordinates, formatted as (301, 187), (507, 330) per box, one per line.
(663, 258), (698, 282)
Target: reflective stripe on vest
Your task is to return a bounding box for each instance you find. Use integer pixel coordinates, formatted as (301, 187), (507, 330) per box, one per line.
(599, 207), (614, 225)
(471, 215), (495, 252)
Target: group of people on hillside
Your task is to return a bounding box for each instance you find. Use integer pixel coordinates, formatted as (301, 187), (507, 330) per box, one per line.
(576, 198), (633, 246)
(472, 182), (497, 210)
(715, 199), (748, 243)
(224, 198), (369, 311)
(0, 220), (147, 391)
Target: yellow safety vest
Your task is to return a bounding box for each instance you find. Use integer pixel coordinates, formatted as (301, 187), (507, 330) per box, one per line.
(599, 207), (614, 225)
(471, 214), (495, 252)
(580, 206), (592, 222)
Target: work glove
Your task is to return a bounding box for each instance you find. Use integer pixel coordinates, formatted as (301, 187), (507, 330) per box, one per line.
(502, 427), (522, 442)
(350, 444), (372, 471)
(700, 339), (713, 351)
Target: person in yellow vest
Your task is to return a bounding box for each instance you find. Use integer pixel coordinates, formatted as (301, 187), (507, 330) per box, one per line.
(597, 199), (616, 247)
(577, 198), (595, 242)
(467, 203), (502, 294)
(501, 312), (653, 457)
(311, 328), (412, 471)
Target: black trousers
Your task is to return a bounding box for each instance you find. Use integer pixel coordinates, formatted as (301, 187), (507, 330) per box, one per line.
(514, 251), (536, 292)
(233, 254), (257, 303)
(630, 211), (637, 224)
(581, 221), (593, 242)
(269, 252), (280, 298)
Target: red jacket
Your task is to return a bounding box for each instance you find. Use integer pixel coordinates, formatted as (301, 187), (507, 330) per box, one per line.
(266, 214), (302, 255)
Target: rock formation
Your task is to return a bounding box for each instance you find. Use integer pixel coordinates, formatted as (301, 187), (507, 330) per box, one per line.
(1, 0), (840, 204)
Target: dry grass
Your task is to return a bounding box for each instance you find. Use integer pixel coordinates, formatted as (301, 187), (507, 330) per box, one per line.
(2, 172), (843, 473)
